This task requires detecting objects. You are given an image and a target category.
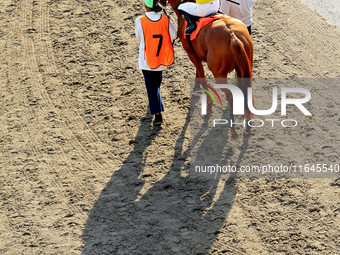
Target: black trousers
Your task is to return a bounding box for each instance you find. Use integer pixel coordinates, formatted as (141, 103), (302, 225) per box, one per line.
(142, 70), (164, 115)
(247, 25), (251, 35)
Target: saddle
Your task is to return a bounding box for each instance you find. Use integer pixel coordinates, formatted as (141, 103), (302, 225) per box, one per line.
(184, 13), (226, 41)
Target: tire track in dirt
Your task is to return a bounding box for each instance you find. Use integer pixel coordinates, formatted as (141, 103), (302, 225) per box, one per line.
(20, 0), (89, 216)
(254, 0), (340, 161)
(15, 0), (135, 251)
(1, 2), (71, 252)
(22, 0), (133, 208)
(25, 0), (117, 181)
(265, 0), (340, 77)
(18, 4), (137, 252)
(255, 0), (316, 77)
(6, 1), (106, 251)
(0, 17), (20, 252)
(283, 0), (340, 76)
(39, 0), (123, 165)
(262, 0), (340, 165)
(34, 0), (115, 191)
(294, 0), (340, 53)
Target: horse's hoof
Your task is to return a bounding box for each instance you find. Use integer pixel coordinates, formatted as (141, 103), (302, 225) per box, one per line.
(194, 83), (201, 91)
(231, 132), (239, 141)
(230, 128), (238, 141)
(245, 127), (252, 134)
(306, 115), (313, 122)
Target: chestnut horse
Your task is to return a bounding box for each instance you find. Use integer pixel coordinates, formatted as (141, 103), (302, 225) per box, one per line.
(160, 0), (254, 136)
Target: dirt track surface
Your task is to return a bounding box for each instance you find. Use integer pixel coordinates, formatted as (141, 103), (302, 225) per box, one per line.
(1, 0), (340, 254)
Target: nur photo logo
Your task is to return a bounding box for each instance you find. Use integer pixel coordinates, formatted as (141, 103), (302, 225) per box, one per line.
(200, 83), (312, 128)
(190, 78), (340, 179)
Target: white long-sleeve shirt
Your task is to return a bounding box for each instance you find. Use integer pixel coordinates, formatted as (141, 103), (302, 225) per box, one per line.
(135, 12), (178, 71)
(220, 0), (254, 27)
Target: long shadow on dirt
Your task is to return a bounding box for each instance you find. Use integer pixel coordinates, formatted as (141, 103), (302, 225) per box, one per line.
(81, 106), (249, 254)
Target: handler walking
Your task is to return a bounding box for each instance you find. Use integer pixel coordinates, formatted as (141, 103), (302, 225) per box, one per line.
(135, 0), (178, 124)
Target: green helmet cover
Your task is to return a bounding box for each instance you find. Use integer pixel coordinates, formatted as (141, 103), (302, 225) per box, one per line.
(145, 0), (162, 12)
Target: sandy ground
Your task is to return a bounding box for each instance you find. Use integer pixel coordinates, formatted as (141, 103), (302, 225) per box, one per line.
(1, 0), (340, 254)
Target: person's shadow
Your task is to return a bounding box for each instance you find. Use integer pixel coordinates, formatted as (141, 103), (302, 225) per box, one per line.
(81, 103), (249, 254)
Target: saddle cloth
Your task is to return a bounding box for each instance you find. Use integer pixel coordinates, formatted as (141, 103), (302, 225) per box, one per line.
(184, 13), (226, 41)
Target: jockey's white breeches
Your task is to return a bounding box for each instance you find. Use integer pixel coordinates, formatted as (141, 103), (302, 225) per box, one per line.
(178, 0), (219, 17)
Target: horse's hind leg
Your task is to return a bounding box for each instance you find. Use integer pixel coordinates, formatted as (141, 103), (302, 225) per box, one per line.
(215, 77), (239, 141)
(221, 88), (239, 141)
(245, 117), (252, 134)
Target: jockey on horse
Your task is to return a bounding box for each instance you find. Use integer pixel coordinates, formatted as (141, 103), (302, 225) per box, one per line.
(178, 0), (220, 35)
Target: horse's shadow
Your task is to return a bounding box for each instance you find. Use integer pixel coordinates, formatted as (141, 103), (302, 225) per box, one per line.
(81, 99), (249, 254)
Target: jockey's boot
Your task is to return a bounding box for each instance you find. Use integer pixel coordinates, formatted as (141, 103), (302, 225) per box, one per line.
(180, 11), (198, 36)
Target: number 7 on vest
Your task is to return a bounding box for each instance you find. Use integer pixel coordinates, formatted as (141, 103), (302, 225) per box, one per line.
(153, 34), (163, 57)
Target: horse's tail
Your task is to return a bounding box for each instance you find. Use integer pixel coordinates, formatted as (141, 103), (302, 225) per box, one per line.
(230, 34), (254, 120)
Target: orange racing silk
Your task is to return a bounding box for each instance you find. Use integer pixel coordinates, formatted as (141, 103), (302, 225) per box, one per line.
(184, 14), (226, 41)
(140, 15), (174, 69)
